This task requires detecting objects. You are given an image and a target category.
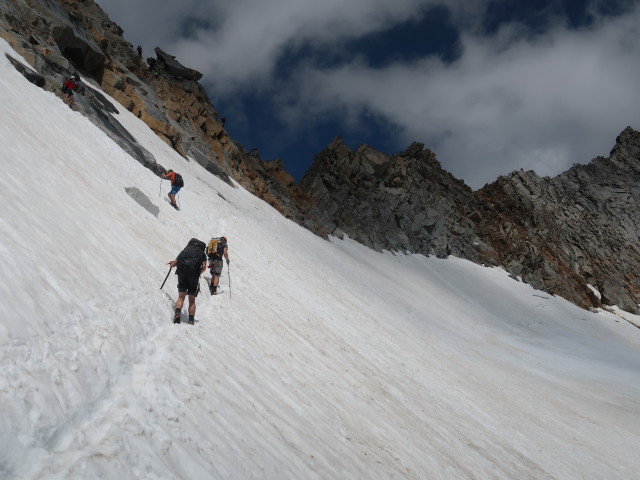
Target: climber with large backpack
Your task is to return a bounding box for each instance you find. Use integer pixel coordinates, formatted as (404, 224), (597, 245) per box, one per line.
(161, 168), (184, 209)
(168, 238), (207, 324)
(206, 236), (229, 295)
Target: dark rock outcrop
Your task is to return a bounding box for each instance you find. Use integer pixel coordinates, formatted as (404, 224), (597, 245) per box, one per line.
(51, 24), (105, 74)
(154, 48), (203, 81)
(299, 137), (492, 260)
(475, 127), (640, 312)
(5, 53), (46, 87)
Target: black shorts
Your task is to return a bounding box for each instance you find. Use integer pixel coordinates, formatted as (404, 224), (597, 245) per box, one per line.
(177, 273), (200, 296)
(62, 87), (73, 96)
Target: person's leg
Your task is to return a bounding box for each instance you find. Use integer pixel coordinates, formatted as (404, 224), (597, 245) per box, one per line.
(187, 295), (196, 316)
(176, 291), (186, 310)
(169, 186), (180, 206)
(215, 259), (223, 286)
(186, 276), (198, 323)
(208, 268), (215, 293)
(210, 259), (223, 293)
(174, 291), (186, 322)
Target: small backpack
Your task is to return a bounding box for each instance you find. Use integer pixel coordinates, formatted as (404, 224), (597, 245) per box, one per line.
(176, 238), (205, 275)
(207, 237), (222, 258)
(174, 173), (184, 188)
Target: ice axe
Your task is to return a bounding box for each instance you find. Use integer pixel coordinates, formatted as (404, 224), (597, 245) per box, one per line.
(160, 265), (173, 289)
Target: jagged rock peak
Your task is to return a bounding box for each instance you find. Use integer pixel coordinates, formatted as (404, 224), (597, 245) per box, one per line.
(400, 141), (426, 158)
(476, 127), (640, 313)
(298, 137), (483, 258)
(154, 47), (203, 81)
(609, 125), (640, 163)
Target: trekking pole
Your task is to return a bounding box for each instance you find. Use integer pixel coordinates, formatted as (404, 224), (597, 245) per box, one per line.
(227, 262), (231, 298)
(160, 265), (173, 289)
(159, 178), (162, 199)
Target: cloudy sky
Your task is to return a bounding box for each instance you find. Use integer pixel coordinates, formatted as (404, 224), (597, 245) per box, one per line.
(95, 0), (640, 189)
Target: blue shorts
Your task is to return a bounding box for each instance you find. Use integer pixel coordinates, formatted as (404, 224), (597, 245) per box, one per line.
(170, 185), (182, 195)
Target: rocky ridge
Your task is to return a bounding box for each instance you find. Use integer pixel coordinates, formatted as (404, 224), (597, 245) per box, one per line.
(299, 128), (640, 313)
(474, 127), (640, 313)
(2, 0), (640, 315)
(0, 0), (302, 217)
(298, 137), (492, 260)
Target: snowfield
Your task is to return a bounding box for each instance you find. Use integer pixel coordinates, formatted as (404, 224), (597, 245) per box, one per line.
(1, 38), (639, 480)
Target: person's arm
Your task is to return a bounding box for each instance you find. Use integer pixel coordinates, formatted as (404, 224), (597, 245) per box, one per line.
(200, 253), (207, 273)
(170, 251), (184, 268)
(223, 247), (230, 264)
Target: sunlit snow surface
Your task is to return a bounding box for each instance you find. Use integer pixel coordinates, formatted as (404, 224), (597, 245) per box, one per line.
(1, 39), (639, 480)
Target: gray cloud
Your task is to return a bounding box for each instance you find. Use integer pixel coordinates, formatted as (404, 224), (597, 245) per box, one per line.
(269, 5), (640, 187)
(170, 0), (453, 91)
(96, 0), (640, 188)
(98, 0), (446, 85)
(95, 0), (202, 49)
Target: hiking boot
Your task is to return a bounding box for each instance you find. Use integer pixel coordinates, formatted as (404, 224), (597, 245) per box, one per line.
(173, 310), (181, 324)
(209, 284), (215, 295)
(188, 319), (195, 325)
(188, 316), (195, 325)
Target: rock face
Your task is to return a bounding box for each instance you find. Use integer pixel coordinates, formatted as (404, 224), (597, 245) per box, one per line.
(0, 0), (298, 217)
(154, 48), (203, 81)
(474, 127), (640, 313)
(299, 137), (492, 260)
(299, 129), (640, 314)
(3, 0), (640, 315)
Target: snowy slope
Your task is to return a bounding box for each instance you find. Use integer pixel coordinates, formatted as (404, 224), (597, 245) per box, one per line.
(1, 39), (640, 480)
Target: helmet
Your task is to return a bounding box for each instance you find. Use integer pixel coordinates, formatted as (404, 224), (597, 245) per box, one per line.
(221, 236), (227, 242)
(167, 169), (173, 173)
(70, 75), (75, 80)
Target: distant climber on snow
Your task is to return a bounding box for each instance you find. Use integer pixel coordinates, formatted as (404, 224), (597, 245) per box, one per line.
(161, 169), (184, 209)
(207, 236), (229, 295)
(62, 75), (78, 106)
(168, 238), (207, 324)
